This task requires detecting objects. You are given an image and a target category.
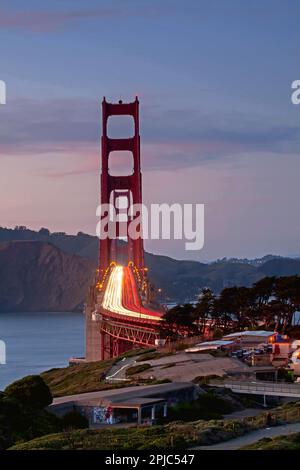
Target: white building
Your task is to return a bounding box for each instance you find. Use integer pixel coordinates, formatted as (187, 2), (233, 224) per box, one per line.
(223, 330), (276, 344)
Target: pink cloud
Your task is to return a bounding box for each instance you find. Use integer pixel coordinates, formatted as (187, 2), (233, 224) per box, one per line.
(0, 6), (164, 33)
(1, 97), (296, 176)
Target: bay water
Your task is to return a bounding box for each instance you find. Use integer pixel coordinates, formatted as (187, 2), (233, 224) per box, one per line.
(0, 312), (84, 389)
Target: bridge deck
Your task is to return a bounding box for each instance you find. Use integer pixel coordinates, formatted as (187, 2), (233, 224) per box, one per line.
(101, 265), (162, 324)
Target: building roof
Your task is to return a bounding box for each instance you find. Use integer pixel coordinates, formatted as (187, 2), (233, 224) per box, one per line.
(223, 330), (275, 339)
(111, 397), (165, 408)
(51, 382), (196, 407)
(185, 340), (234, 352)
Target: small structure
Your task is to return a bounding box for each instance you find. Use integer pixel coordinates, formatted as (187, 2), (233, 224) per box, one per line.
(270, 334), (292, 367)
(290, 342), (300, 377)
(49, 382), (199, 427)
(223, 330), (276, 345)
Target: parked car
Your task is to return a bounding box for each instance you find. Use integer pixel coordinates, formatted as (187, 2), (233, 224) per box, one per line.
(231, 349), (244, 358)
(254, 348), (265, 355)
(243, 351), (254, 358)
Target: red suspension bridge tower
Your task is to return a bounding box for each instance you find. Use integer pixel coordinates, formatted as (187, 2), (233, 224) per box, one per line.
(99, 97), (144, 271)
(85, 97), (164, 361)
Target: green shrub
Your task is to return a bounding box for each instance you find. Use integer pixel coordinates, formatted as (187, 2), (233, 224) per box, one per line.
(242, 433), (300, 450)
(62, 411), (88, 430)
(0, 392), (61, 450)
(4, 375), (52, 409)
(126, 364), (152, 376)
(212, 329), (223, 339)
(193, 374), (222, 384)
(136, 351), (172, 362)
(167, 392), (234, 422)
(120, 348), (156, 359)
(162, 363), (176, 369)
(277, 368), (294, 383)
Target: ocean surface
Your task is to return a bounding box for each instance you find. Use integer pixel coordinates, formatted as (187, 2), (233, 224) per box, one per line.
(0, 312), (85, 390)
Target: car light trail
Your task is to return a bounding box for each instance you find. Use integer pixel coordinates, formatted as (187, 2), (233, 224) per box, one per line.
(102, 265), (162, 321)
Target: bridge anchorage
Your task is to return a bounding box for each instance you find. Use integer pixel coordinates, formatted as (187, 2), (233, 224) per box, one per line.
(85, 97), (165, 361)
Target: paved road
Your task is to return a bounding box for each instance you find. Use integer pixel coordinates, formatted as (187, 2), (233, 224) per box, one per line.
(193, 422), (300, 450)
(105, 357), (136, 382)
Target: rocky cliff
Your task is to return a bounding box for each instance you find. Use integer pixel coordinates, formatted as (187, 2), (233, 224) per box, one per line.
(0, 241), (96, 312)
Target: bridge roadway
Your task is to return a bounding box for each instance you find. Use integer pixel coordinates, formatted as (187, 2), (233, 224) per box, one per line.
(101, 265), (162, 324)
(210, 379), (300, 398)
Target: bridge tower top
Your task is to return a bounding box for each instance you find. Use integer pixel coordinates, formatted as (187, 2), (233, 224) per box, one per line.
(99, 97), (144, 273)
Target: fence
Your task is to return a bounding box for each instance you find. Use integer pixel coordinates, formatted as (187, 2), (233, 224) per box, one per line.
(157, 335), (204, 354)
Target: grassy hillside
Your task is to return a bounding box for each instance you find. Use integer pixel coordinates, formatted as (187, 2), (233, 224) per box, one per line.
(41, 348), (157, 396)
(7, 420), (253, 450)
(41, 359), (117, 397)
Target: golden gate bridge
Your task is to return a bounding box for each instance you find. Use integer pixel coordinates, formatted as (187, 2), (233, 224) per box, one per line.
(85, 97), (165, 361)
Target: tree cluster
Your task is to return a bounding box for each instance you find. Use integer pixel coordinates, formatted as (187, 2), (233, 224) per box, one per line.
(162, 276), (300, 338)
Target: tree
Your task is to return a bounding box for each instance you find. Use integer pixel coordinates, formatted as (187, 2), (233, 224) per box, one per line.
(252, 277), (276, 306)
(273, 276), (300, 331)
(38, 227), (50, 236)
(4, 375), (52, 409)
(194, 288), (216, 334)
(162, 275), (300, 337)
(213, 286), (254, 331)
(163, 303), (197, 336)
(252, 276), (276, 321)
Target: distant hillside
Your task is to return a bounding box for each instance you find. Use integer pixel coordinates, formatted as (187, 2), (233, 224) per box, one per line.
(144, 252), (259, 299)
(0, 226), (300, 311)
(0, 241), (96, 312)
(258, 258), (300, 277)
(0, 226), (97, 259)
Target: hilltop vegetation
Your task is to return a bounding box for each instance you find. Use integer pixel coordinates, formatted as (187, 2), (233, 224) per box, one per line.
(41, 359), (117, 397)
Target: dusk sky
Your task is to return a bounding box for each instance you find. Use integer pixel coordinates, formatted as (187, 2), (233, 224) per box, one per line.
(0, 0), (299, 261)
